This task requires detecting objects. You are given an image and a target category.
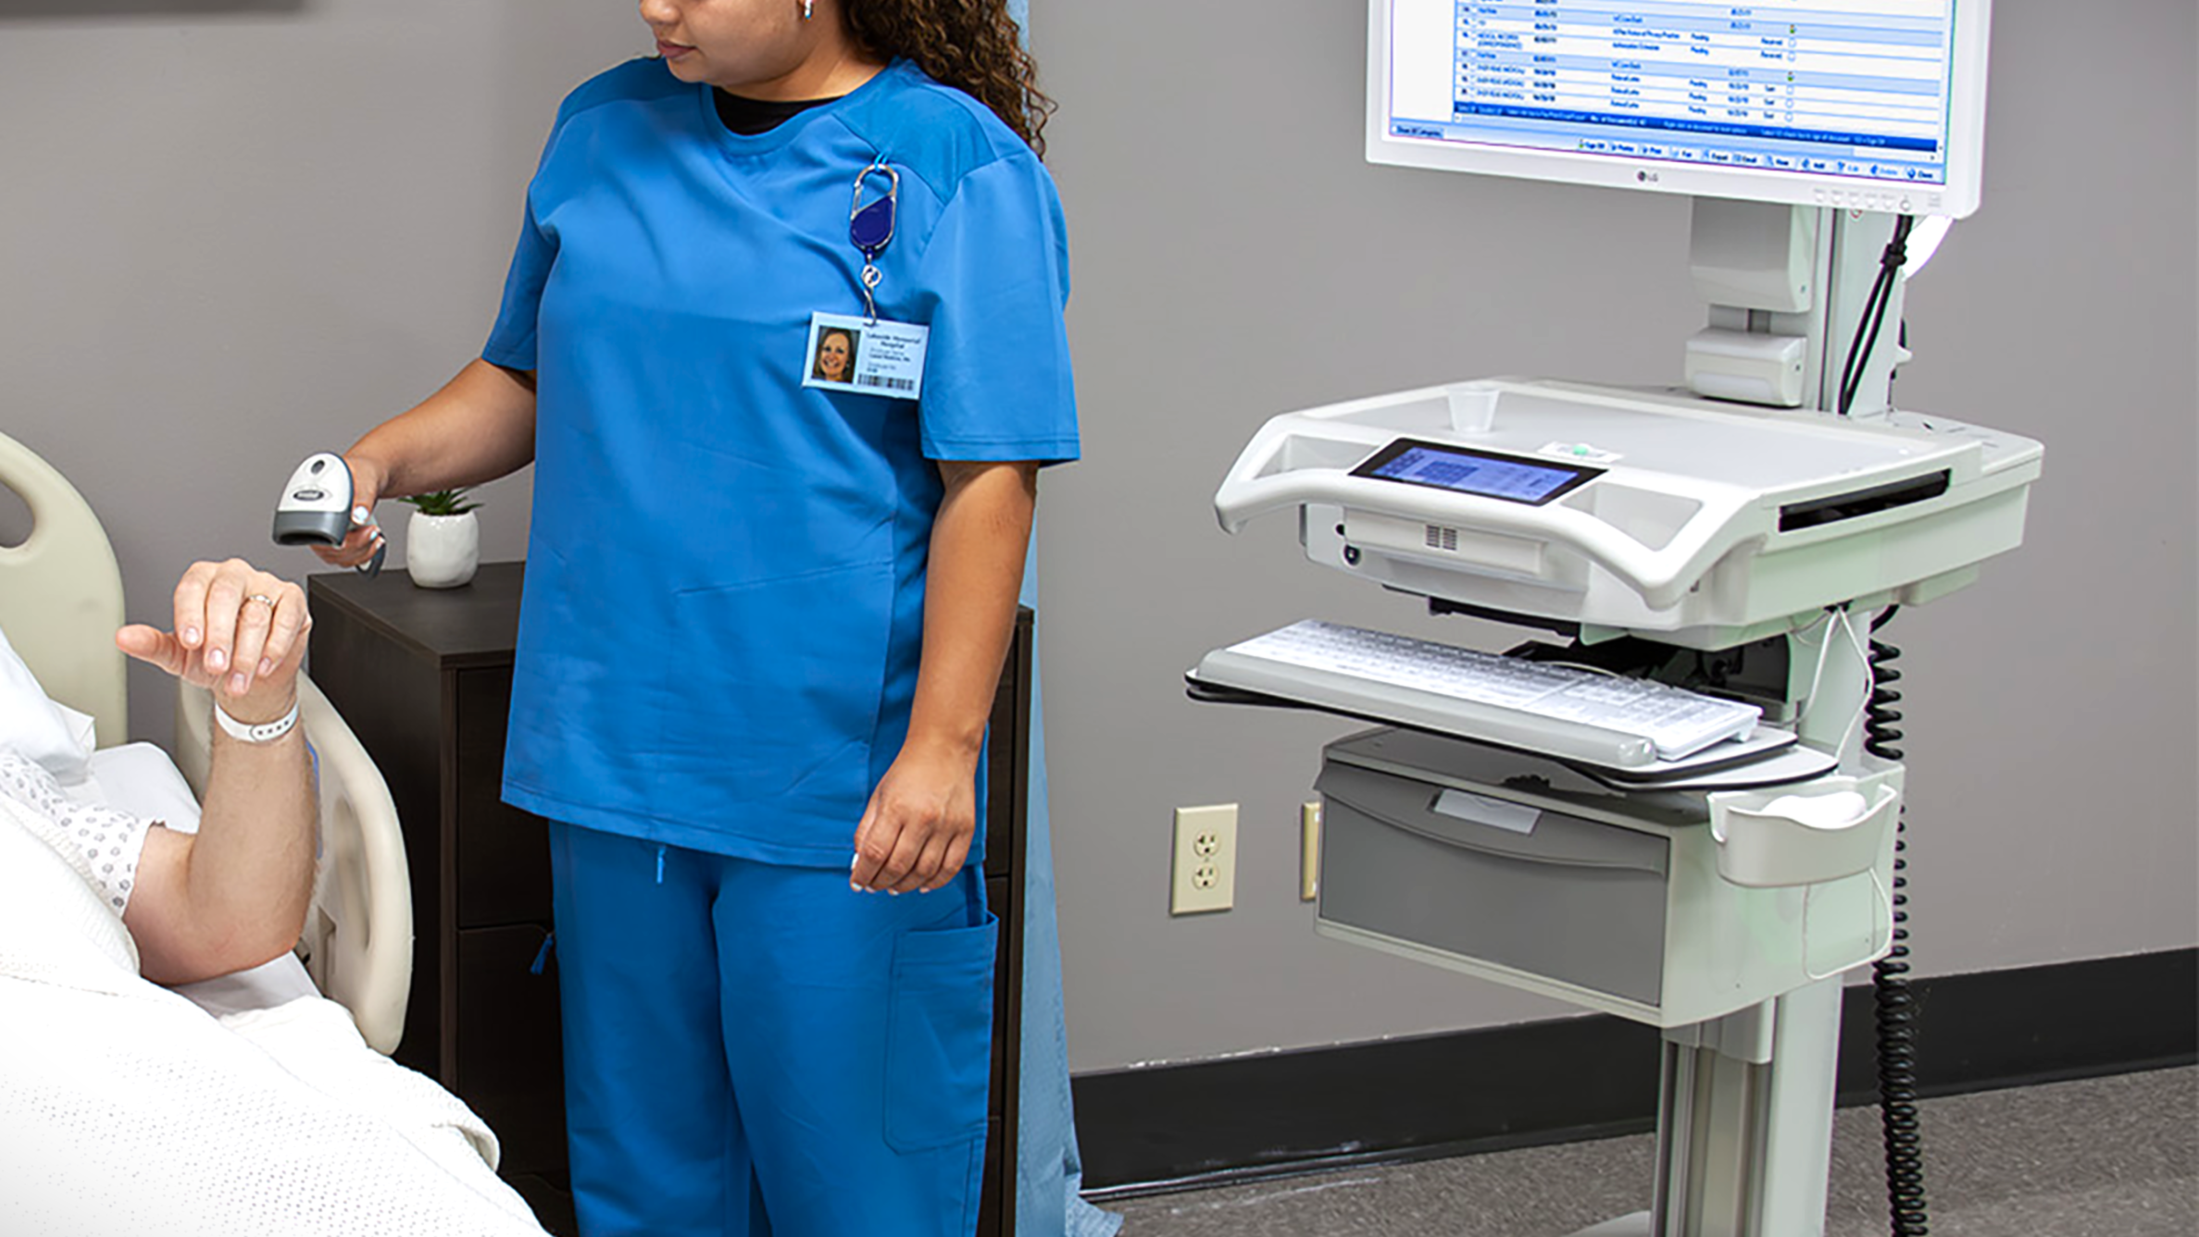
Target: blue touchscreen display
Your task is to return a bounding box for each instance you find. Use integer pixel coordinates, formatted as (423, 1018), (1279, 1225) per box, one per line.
(1365, 445), (1585, 503)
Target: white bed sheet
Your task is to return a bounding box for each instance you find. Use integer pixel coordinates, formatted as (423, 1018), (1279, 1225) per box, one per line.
(1, 751), (548, 1236)
(74, 741), (200, 825)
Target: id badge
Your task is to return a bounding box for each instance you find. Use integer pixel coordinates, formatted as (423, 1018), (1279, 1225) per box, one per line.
(802, 311), (929, 400)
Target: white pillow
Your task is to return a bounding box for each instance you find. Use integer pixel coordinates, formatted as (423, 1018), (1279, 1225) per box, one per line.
(54, 700), (98, 758)
(0, 624), (95, 784)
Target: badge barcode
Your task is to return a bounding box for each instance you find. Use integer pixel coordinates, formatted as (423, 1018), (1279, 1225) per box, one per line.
(857, 374), (916, 391)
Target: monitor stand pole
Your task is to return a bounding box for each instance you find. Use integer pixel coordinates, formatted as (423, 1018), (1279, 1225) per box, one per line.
(1568, 978), (1843, 1237)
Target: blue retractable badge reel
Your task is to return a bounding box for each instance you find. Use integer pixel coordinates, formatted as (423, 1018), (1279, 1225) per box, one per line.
(849, 161), (898, 320)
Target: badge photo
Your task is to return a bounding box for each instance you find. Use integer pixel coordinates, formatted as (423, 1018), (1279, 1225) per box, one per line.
(803, 311), (930, 400)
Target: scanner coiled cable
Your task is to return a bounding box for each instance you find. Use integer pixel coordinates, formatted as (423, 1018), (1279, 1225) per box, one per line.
(1866, 606), (1929, 1236)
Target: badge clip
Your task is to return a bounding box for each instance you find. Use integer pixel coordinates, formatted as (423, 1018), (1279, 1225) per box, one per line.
(849, 161), (899, 322)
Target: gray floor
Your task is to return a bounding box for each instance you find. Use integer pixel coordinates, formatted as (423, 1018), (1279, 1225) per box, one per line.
(1104, 1066), (2198, 1237)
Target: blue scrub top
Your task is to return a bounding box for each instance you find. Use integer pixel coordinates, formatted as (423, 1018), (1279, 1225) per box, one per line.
(484, 59), (1079, 867)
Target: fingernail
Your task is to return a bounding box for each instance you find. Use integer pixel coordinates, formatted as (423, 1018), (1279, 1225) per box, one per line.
(352, 506), (371, 524)
(183, 627), (201, 646)
(206, 648), (227, 671)
(258, 659), (274, 677)
(230, 673), (248, 695)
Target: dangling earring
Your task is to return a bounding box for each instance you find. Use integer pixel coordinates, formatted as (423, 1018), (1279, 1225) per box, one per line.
(801, 0), (814, 19)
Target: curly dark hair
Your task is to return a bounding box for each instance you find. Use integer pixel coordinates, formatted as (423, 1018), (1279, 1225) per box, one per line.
(844, 1), (1056, 156)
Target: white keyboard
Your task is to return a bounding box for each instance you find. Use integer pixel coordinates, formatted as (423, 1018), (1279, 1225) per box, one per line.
(1196, 620), (1761, 765)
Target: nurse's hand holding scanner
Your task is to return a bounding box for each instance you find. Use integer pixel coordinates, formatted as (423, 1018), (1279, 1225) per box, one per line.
(273, 453), (385, 575)
(305, 362), (543, 574)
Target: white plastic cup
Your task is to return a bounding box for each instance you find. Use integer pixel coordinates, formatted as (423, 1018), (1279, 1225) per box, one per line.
(1445, 381), (1501, 434)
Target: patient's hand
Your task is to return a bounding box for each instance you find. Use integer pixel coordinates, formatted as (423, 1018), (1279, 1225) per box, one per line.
(115, 559), (310, 723)
(116, 560), (317, 984)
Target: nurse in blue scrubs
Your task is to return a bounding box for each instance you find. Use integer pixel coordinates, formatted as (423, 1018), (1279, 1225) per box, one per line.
(319, 3), (1076, 1234)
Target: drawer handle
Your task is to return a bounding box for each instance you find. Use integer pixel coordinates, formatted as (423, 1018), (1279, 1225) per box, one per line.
(1365, 806), (1664, 874)
(1431, 788), (1541, 835)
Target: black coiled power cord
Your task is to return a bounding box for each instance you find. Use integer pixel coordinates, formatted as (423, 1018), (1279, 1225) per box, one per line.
(1866, 606), (1929, 1235)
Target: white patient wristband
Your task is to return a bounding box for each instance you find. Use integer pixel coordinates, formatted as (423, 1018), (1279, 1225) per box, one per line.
(214, 700), (300, 745)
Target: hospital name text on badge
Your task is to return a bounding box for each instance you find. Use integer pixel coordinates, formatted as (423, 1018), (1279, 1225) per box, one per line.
(803, 159), (929, 400)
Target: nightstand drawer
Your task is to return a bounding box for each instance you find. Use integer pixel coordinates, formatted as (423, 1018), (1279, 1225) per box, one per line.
(455, 924), (566, 1177)
(982, 611), (1030, 883)
(985, 688), (1015, 881)
(988, 874), (1012, 1113)
(454, 666), (554, 928)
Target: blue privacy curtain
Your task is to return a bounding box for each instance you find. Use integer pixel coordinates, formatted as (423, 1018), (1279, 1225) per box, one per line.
(1017, 539), (1120, 1237)
(1015, 556), (1121, 1237)
(1012, 3), (1119, 1228)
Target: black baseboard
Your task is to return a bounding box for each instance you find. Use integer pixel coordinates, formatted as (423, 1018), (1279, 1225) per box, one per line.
(1073, 948), (2197, 1195)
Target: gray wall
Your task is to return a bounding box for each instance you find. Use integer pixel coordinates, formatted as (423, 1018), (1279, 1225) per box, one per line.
(2, 1), (2193, 1078)
(0, 0), (643, 684)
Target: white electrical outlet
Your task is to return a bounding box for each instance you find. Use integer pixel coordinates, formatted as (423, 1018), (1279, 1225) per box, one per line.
(1171, 804), (1238, 915)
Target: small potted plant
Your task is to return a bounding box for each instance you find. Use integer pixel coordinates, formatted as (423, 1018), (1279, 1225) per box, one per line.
(400, 488), (481, 589)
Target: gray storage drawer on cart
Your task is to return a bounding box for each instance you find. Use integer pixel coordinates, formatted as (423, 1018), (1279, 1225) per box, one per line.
(1311, 726), (1896, 1028)
(1315, 731), (1673, 1006)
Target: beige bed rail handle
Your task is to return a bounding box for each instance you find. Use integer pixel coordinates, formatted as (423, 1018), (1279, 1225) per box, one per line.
(0, 429), (128, 748)
(175, 674), (414, 1055)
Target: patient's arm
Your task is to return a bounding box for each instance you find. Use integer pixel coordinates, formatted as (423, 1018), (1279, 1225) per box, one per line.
(115, 560), (316, 985)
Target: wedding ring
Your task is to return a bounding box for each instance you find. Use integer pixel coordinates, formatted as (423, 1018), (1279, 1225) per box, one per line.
(246, 594), (278, 609)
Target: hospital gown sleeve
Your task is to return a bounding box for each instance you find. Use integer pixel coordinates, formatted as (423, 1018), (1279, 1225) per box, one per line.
(0, 750), (148, 915)
(910, 153), (1081, 465)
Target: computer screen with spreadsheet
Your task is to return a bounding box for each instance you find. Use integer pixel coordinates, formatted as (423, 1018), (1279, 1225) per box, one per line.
(1368, 1), (1991, 216)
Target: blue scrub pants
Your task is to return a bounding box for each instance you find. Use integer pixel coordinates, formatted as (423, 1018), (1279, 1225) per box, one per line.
(547, 822), (997, 1237)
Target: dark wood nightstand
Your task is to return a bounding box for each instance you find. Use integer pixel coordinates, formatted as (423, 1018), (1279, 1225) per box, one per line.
(308, 562), (1028, 1236)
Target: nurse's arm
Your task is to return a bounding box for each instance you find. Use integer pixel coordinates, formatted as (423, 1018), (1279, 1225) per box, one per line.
(315, 359), (539, 568)
(850, 459), (1039, 895)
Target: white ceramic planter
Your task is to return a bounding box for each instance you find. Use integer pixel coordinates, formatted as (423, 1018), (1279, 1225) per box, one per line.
(406, 510), (480, 589)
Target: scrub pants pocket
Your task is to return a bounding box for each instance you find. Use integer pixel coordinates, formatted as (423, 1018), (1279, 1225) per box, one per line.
(883, 909), (999, 1154)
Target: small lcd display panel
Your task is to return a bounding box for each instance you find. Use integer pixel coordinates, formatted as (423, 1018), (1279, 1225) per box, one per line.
(1349, 439), (1602, 506)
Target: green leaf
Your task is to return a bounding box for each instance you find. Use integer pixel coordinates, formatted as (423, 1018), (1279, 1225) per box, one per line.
(399, 488), (480, 517)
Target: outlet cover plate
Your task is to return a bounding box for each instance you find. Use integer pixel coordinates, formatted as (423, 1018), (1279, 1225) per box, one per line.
(1172, 804), (1238, 915)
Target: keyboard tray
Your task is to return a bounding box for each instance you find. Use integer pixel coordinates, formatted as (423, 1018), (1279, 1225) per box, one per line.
(1190, 622), (1767, 770)
(1188, 651), (1662, 769)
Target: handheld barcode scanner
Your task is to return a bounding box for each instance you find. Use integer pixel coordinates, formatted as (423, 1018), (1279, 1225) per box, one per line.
(273, 452), (385, 577)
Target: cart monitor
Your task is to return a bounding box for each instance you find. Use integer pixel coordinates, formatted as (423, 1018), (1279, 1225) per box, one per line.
(1368, 0), (1992, 217)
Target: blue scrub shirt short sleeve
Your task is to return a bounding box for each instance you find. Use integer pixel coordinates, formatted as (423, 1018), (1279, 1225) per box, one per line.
(910, 154), (1079, 465)
(483, 203), (555, 372)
